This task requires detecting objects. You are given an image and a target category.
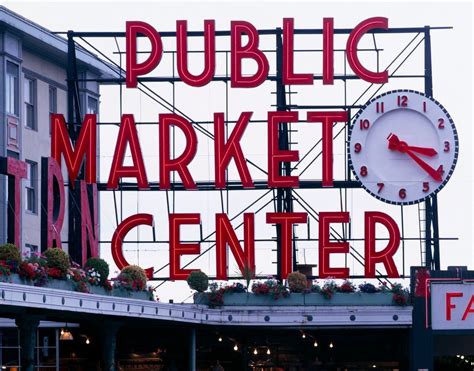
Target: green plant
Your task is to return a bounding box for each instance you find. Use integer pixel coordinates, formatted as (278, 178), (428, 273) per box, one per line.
(0, 243), (21, 265)
(287, 272), (307, 293)
(187, 271), (209, 292)
(115, 265), (147, 291)
(43, 248), (70, 277)
(321, 280), (338, 299)
(239, 263), (255, 291)
(84, 257), (109, 285)
(390, 283), (410, 306)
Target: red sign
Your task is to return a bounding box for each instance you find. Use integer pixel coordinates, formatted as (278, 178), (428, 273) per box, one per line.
(3, 17), (407, 280)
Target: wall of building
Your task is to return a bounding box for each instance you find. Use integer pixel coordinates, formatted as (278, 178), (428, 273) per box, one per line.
(21, 48), (69, 254)
(0, 25), (101, 258)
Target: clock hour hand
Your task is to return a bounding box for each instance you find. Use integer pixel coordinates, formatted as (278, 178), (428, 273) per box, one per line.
(387, 134), (438, 156)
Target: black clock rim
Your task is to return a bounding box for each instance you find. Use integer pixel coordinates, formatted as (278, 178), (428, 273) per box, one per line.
(347, 89), (459, 206)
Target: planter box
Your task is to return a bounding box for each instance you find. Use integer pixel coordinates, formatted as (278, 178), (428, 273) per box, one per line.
(88, 285), (112, 296)
(193, 292), (395, 306)
(10, 274), (32, 286)
(112, 287), (151, 301)
(9, 274), (151, 301)
(46, 278), (76, 291)
(304, 292), (394, 306)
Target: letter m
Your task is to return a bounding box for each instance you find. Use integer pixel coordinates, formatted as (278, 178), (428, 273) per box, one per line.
(51, 114), (97, 184)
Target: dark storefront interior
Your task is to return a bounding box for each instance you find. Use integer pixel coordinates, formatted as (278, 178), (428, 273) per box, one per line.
(0, 325), (473, 370)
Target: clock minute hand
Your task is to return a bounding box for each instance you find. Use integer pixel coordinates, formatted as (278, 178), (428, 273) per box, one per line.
(404, 149), (442, 182)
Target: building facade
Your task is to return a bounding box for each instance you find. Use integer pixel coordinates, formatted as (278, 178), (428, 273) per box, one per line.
(0, 5), (111, 256)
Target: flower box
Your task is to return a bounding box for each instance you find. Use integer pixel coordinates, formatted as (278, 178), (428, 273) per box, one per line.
(112, 287), (151, 301)
(8, 273), (151, 301)
(193, 292), (395, 306)
(304, 292), (394, 306)
(88, 285), (112, 296)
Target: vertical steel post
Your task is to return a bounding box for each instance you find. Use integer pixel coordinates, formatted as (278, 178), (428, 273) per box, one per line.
(423, 25), (440, 271)
(275, 28), (295, 280)
(66, 31), (83, 263)
(189, 328), (196, 371)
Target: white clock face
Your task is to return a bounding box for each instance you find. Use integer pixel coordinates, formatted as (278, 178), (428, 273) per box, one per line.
(348, 90), (459, 205)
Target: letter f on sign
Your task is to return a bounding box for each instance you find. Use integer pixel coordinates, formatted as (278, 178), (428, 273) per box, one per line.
(446, 292), (463, 320)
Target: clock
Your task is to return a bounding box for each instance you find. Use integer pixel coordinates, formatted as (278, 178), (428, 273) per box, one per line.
(348, 89), (459, 205)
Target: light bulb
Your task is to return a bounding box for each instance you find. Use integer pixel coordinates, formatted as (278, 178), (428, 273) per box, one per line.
(461, 355), (465, 359)
(329, 342), (334, 348)
(233, 344), (238, 351)
(218, 337), (223, 342)
(253, 348), (258, 355)
(302, 333), (306, 339)
(86, 338), (90, 345)
(267, 348), (271, 355)
(60, 329), (64, 335)
(313, 341), (318, 347)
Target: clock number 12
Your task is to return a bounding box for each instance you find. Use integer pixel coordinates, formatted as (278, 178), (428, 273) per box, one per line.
(397, 95), (408, 107)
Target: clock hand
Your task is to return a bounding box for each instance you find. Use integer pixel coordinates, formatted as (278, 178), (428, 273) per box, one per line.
(387, 133), (437, 156)
(404, 149), (442, 182)
(387, 134), (442, 181)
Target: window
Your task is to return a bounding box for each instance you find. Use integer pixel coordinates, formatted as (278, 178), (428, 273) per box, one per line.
(87, 96), (98, 114)
(49, 86), (57, 114)
(25, 244), (38, 257)
(24, 77), (36, 130)
(49, 86), (57, 133)
(6, 61), (19, 116)
(25, 160), (38, 213)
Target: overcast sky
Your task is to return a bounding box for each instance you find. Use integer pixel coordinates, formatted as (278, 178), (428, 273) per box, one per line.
(2, 0), (473, 302)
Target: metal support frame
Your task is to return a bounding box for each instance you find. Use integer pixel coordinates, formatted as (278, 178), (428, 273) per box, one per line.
(61, 24), (453, 285)
(423, 26), (441, 270)
(66, 31), (84, 264)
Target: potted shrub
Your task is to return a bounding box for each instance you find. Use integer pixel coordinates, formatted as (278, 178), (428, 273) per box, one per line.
(18, 254), (48, 286)
(0, 243), (21, 278)
(43, 248), (73, 290)
(287, 272), (307, 293)
(187, 271), (210, 305)
(187, 271), (209, 292)
(113, 265), (153, 300)
(84, 257), (112, 295)
(44, 248), (70, 278)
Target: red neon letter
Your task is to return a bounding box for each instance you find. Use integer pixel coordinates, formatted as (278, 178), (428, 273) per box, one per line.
(41, 158), (65, 250)
(266, 212), (307, 279)
(0, 157), (27, 248)
(364, 211), (400, 278)
(214, 112), (254, 188)
(80, 181), (99, 266)
(216, 213), (255, 280)
(159, 114), (197, 190)
(268, 111), (299, 188)
(307, 111), (348, 186)
(169, 213), (201, 280)
(283, 18), (312, 85)
(177, 20), (215, 87)
(319, 212), (350, 279)
(111, 214), (154, 279)
(51, 114), (96, 185)
(107, 114), (149, 189)
(446, 292), (463, 320)
(126, 21), (163, 88)
(231, 21), (269, 88)
(462, 295), (474, 320)
(347, 17), (389, 83)
(323, 18), (334, 85)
